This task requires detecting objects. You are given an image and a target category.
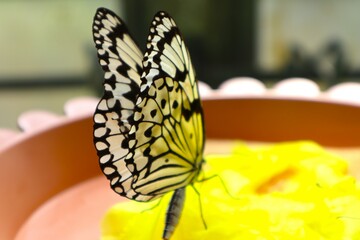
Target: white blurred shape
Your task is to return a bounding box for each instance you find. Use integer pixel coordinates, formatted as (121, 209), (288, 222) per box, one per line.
(326, 82), (360, 104)
(198, 81), (214, 97)
(18, 111), (64, 132)
(272, 78), (320, 98)
(0, 129), (19, 146)
(218, 77), (266, 96)
(64, 97), (99, 117)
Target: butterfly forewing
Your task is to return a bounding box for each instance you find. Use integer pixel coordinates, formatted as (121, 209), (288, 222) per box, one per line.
(92, 8), (145, 199)
(93, 9), (204, 204)
(128, 11), (205, 199)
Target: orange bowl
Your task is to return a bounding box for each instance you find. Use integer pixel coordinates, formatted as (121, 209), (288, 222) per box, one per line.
(1, 98), (360, 239)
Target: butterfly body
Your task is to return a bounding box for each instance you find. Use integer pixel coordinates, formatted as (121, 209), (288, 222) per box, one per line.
(92, 8), (204, 238)
(163, 187), (186, 240)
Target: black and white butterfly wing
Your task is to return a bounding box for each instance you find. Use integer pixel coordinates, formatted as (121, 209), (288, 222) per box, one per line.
(92, 9), (204, 204)
(127, 11), (205, 200)
(92, 8), (144, 199)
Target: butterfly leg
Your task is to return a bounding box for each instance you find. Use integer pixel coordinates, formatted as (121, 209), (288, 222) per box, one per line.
(191, 184), (208, 230)
(196, 173), (241, 200)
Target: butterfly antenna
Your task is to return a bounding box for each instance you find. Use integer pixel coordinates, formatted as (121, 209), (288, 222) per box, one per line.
(197, 173), (240, 200)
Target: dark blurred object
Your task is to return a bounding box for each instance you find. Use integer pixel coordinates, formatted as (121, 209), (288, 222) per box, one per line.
(282, 40), (349, 86)
(283, 44), (317, 79)
(315, 39), (349, 86)
(122, 0), (256, 88)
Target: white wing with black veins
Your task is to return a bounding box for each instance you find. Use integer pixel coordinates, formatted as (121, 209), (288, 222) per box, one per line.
(93, 9), (204, 202)
(92, 8), (144, 200)
(126, 11), (205, 200)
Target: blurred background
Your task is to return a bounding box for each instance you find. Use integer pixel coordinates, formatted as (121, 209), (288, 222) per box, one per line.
(1, 0), (360, 129)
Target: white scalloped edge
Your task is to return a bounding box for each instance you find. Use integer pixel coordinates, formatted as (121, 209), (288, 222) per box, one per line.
(201, 78), (360, 105)
(1, 79), (360, 146)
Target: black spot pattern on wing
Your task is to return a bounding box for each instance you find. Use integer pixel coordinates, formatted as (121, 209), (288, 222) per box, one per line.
(126, 11), (205, 199)
(92, 8), (148, 200)
(92, 9), (205, 202)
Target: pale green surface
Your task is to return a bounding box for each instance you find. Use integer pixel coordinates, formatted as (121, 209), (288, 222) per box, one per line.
(0, 1), (120, 80)
(0, 1), (119, 128)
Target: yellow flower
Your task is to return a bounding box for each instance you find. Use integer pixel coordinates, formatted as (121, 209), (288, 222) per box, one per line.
(101, 141), (360, 239)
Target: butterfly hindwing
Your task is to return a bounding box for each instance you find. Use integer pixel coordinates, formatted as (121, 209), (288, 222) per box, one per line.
(92, 8), (144, 199)
(127, 11), (205, 199)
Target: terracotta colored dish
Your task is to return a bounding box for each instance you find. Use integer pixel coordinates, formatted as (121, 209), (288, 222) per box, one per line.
(1, 98), (360, 239)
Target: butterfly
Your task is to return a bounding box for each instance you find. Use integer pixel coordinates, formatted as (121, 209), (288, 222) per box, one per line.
(92, 7), (205, 239)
